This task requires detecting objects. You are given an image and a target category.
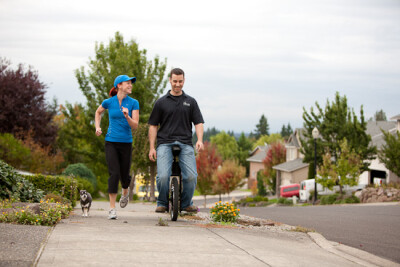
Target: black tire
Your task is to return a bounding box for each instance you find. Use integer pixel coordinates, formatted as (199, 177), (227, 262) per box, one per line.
(170, 177), (179, 221)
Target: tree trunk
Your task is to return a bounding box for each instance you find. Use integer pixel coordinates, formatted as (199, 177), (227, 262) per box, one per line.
(149, 163), (156, 202)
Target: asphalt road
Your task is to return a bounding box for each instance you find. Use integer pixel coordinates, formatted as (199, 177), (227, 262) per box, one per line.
(235, 204), (400, 263)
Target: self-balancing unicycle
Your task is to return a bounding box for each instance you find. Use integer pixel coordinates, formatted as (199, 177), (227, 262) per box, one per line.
(169, 145), (182, 221)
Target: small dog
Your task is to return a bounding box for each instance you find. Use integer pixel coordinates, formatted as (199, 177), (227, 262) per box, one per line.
(80, 190), (92, 217)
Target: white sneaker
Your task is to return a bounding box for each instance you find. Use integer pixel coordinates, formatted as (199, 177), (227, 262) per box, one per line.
(108, 208), (117, 220)
(119, 191), (129, 208)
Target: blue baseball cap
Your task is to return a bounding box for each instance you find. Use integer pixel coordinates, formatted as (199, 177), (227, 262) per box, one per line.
(114, 75), (136, 88)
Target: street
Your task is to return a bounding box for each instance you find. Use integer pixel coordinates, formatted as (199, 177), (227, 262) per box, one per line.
(235, 203), (400, 263)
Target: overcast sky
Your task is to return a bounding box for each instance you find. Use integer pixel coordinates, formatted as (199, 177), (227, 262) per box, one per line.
(1, 0), (399, 133)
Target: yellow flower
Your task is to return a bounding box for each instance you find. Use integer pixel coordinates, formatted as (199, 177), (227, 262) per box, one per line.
(21, 210), (25, 212)
(233, 213), (236, 216)
(219, 201), (222, 203)
(238, 209), (240, 211)
(212, 212), (215, 214)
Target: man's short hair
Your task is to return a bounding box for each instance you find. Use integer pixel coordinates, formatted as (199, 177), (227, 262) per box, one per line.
(170, 68), (185, 78)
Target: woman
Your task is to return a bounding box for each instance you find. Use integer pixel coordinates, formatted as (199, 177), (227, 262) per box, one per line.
(95, 75), (139, 219)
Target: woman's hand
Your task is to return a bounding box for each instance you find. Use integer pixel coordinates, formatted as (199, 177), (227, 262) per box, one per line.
(95, 127), (102, 136)
(122, 107), (129, 118)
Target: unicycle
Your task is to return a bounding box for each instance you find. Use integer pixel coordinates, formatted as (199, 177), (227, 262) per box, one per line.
(169, 145), (182, 221)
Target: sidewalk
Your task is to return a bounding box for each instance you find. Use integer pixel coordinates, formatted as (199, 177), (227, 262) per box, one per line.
(35, 201), (398, 267)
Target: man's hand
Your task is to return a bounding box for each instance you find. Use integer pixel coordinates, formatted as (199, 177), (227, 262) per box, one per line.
(149, 148), (157, 162)
(195, 141), (204, 152)
(95, 127), (102, 136)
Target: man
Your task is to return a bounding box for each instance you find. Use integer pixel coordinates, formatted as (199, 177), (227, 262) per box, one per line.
(148, 68), (204, 213)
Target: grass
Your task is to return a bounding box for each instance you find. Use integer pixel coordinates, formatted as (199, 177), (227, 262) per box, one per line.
(290, 226), (315, 233)
(156, 217), (168, 226)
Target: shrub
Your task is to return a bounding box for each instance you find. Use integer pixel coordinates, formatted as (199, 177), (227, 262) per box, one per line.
(75, 177), (95, 196)
(257, 171), (267, 196)
(277, 197), (293, 205)
(0, 133), (31, 169)
(63, 163), (97, 189)
(0, 199), (73, 226)
(0, 132), (64, 174)
(24, 174), (78, 207)
(320, 194), (340, 205)
(210, 201), (240, 223)
(0, 160), (43, 202)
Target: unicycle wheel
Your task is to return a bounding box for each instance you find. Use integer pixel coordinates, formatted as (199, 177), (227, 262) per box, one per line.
(169, 177), (179, 221)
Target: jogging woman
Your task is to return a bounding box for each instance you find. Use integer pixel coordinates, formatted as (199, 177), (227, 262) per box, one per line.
(95, 75), (139, 219)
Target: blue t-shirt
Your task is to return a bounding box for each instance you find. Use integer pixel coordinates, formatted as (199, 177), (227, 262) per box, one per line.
(101, 95), (140, 143)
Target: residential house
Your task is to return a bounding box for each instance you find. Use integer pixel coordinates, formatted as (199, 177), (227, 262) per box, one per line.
(359, 115), (400, 185)
(272, 129), (309, 197)
(246, 144), (268, 189)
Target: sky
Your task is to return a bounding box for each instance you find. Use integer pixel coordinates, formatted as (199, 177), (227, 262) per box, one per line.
(1, 0), (399, 134)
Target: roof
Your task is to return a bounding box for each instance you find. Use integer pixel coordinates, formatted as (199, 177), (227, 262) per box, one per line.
(247, 144), (268, 163)
(286, 128), (306, 148)
(366, 121), (396, 137)
(367, 121), (397, 150)
(390, 114), (400, 121)
(272, 158), (309, 172)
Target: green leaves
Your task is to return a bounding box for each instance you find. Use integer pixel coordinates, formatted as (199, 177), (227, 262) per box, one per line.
(301, 92), (376, 172)
(379, 131), (400, 177)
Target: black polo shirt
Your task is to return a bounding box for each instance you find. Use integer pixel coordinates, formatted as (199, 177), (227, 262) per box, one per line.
(148, 90), (204, 146)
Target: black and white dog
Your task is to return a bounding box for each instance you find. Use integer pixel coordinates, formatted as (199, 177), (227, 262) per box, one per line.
(79, 190), (92, 217)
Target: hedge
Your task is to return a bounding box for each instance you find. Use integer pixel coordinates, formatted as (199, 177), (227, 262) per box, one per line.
(24, 174), (78, 207)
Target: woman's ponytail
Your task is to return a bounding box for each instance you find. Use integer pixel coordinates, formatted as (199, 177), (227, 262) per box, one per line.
(109, 87), (118, 97)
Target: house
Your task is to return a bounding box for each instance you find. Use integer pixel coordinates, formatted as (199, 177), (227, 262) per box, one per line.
(246, 144), (268, 189)
(359, 115), (400, 185)
(272, 129), (309, 197)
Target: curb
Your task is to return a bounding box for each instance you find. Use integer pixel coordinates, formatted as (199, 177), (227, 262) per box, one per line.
(308, 232), (399, 267)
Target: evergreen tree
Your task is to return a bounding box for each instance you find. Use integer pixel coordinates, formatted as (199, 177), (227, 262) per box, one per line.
(280, 122), (293, 139)
(254, 114), (269, 139)
(301, 92), (376, 172)
(373, 109), (387, 121)
(236, 132), (253, 175)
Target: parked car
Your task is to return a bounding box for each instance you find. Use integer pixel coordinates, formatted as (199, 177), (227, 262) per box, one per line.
(299, 179), (367, 202)
(280, 184), (300, 198)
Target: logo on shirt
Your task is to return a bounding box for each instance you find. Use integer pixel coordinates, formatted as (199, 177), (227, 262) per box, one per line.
(183, 101), (190, 107)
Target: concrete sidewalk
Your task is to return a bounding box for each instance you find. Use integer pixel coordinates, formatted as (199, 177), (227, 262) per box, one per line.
(36, 201), (398, 267)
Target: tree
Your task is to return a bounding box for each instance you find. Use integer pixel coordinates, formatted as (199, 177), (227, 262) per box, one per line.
(254, 114), (269, 139)
(378, 131), (400, 177)
(280, 123), (293, 140)
(193, 127), (220, 143)
(256, 170), (267, 196)
(210, 131), (238, 160)
(317, 139), (363, 195)
(60, 32), (167, 191)
(196, 142), (223, 207)
(252, 133), (283, 150)
(0, 58), (58, 147)
(301, 92), (376, 172)
(263, 142), (286, 194)
(236, 132), (253, 175)
(370, 109), (387, 121)
(212, 159), (245, 196)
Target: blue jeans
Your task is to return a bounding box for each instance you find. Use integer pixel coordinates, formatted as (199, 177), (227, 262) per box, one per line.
(156, 141), (197, 209)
